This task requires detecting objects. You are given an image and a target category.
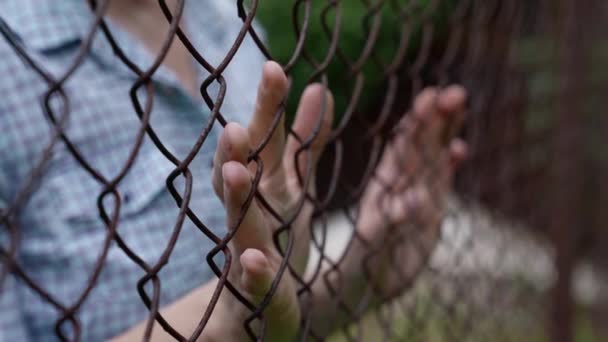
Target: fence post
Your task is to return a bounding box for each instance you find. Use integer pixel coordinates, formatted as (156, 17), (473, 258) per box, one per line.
(549, 0), (589, 341)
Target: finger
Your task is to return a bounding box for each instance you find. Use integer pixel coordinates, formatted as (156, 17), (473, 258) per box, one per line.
(284, 83), (334, 192)
(425, 138), (468, 211)
(240, 249), (300, 338)
(384, 115), (419, 184)
(436, 138), (468, 187)
(412, 86), (467, 166)
(437, 85), (467, 113)
(412, 87), (441, 143)
(437, 85), (467, 145)
(449, 138), (468, 169)
(223, 161), (272, 254)
(248, 61), (289, 178)
(212, 123), (250, 202)
(411, 87), (445, 173)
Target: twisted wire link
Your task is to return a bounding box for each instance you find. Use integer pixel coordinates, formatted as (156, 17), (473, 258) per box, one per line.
(1, 0), (605, 341)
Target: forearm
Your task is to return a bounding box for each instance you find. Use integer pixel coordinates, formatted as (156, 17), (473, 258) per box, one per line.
(110, 278), (243, 342)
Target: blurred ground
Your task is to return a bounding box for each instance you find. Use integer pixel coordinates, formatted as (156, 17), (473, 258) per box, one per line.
(309, 197), (607, 341)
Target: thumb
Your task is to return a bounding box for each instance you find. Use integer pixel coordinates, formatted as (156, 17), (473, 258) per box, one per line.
(240, 249), (300, 340)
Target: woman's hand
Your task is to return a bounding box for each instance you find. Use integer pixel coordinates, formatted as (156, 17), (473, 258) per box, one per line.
(209, 61), (466, 339)
(302, 86), (468, 338)
(352, 86), (468, 298)
(209, 61), (333, 340)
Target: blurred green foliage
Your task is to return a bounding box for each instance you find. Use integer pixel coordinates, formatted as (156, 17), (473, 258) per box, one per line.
(255, 0), (457, 121)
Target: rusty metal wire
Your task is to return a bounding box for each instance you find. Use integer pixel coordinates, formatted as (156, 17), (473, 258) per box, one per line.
(1, 0), (606, 341)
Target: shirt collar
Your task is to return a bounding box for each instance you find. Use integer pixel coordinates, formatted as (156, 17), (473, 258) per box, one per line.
(1, 0), (240, 102)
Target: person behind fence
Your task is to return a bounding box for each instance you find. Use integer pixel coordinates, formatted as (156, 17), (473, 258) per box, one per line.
(0, 0), (467, 341)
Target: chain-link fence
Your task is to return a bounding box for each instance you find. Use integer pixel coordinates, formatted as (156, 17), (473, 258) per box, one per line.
(0, 0), (606, 341)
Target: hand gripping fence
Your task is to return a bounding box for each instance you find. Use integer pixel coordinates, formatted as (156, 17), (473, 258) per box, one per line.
(0, 0), (606, 341)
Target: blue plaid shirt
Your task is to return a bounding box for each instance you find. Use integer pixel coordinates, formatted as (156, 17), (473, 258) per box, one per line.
(0, 1), (264, 340)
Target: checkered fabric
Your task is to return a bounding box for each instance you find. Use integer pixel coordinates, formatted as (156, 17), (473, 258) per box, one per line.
(0, 0), (264, 340)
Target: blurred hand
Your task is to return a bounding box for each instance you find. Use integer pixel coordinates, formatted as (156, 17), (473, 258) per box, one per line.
(353, 86), (467, 298)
